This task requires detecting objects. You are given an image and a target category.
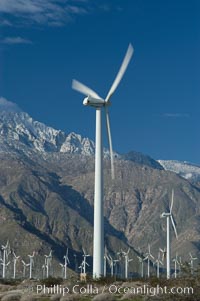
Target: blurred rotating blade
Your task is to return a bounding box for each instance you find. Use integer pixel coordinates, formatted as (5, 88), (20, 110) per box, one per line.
(170, 215), (178, 239)
(72, 79), (101, 99)
(170, 189), (174, 213)
(105, 107), (115, 180)
(105, 44), (134, 103)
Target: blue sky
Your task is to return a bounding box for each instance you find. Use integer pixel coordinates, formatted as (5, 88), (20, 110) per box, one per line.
(0, 0), (199, 163)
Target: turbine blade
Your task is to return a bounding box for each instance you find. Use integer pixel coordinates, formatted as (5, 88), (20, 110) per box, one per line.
(170, 189), (174, 213)
(72, 79), (101, 99)
(105, 44), (134, 103)
(105, 107), (115, 180)
(170, 215), (178, 239)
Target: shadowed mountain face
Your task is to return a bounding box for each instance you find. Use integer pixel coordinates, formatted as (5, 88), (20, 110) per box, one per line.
(0, 99), (199, 274)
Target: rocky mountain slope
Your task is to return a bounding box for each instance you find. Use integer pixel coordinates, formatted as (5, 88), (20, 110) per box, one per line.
(0, 97), (200, 277)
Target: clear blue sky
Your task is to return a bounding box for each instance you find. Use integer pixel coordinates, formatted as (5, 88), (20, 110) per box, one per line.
(0, 0), (199, 163)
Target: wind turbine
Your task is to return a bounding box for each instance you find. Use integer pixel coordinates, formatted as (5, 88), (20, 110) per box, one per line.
(113, 258), (120, 278)
(160, 189), (178, 279)
(28, 251), (35, 279)
(159, 247), (167, 262)
(122, 248), (133, 279)
(144, 244), (154, 278)
(172, 252), (179, 278)
(12, 250), (20, 279)
(82, 248), (90, 274)
(177, 256), (183, 277)
(104, 247), (108, 277)
(59, 263), (65, 278)
(107, 254), (114, 277)
(44, 250), (52, 278)
(1, 241), (11, 279)
(72, 44), (134, 278)
(21, 260), (30, 278)
(137, 255), (145, 278)
(154, 251), (163, 278)
(63, 248), (70, 279)
(189, 252), (197, 275)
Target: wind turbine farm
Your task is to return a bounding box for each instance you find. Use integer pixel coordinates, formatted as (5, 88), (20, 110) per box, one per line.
(0, 0), (199, 300)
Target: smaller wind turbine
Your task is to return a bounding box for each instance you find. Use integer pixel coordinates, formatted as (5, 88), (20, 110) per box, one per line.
(177, 256), (183, 277)
(137, 255), (145, 278)
(172, 252), (179, 278)
(28, 251), (35, 279)
(154, 251), (163, 278)
(104, 247), (108, 277)
(63, 248), (70, 279)
(113, 258), (120, 278)
(82, 248), (90, 274)
(144, 244), (154, 278)
(159, 247), (167, 262)
(12, 250), (20, 279)
(78, 261), (84, 274)
(59, 263), (65, 278)
(21, 260), (30, 278)
(189, 252), (197, 275)
(44, 250), (52, 278)
(107, 254), (114, 277)
(1, 241), (11, 279)
(160, 189), (178, 279)
(122, 248), (133, 279)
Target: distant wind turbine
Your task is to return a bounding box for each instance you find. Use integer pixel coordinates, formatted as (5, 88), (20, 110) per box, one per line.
(1, 241), (11, 279)
(172, 252), (179, 278)
(63, 248), (70, 279)
(72, 44), (134, 278)
(144, 244), (154, 278)
(21, 260), (30, 278)
(189, 252), (197, 275)
(12, 250), (20, 279)
(160, 189), (178, 279)
(122, 248), (133, 279)
(154, 251), (163, 278)
(28, 251), (35, 279)
(82, 248), (90, 274)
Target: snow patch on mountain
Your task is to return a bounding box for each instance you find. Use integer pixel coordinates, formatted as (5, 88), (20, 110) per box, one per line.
(158, 160), (200, 181)
(0, 97), (95, 155)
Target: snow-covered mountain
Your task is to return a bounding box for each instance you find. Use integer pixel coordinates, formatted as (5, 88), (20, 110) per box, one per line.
(0, 97), (95, 155)
(158, 159), (200, 182)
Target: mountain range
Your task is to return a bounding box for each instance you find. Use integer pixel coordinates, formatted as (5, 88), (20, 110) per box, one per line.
(0, 97), (200, 277)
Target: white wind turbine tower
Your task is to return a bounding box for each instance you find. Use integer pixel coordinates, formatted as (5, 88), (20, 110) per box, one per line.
(104, 247), (108, 277)
(122, 248), (133, 279)
(144, 244), (154, 278)
(12, 250), (20, 279)
(72, 44), (134, 278)
(21, 260), (30, 278)
(107, 254), (114, 277)
(154, 251), (163, 278)
(189, 252), (197, 275)
(113, 258), (120, 277)
(172, 252), (179, 278)
(177, 256), (183, 277)
(63, 248), (70, 279)
(160, 189), (178, 279)
(137, 255), (145, 278)
(78, 261), (84, 274)
(28, 251), (35, 279)
(82, 248), (90, 274)
(44, 250), (52, 278)
(1, 241), (11, 279)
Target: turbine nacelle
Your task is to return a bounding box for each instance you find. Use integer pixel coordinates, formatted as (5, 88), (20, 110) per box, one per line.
(83, 95), (105, 107)
(160, 212), (171, 218)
